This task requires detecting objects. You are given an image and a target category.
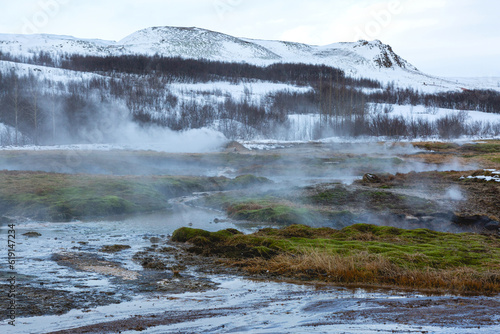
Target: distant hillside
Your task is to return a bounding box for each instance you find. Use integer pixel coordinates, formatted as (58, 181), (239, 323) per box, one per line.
(1, 26), (500, 146)
(1, 26), (499, 93)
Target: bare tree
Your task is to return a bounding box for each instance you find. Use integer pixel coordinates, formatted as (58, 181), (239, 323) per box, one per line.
(28, 72), (40, 145)
(48, 82), (57, 143)
(9, 70), (20, 146)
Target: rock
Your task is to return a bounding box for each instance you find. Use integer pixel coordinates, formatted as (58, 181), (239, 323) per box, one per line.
(224, 141), (249, 153)
(485, 221), (500, 231)
(150, 237), (161, 244)
(99, 244), (131, 253)
(140, 256), (167, 270)
(452, 214), (500, 232)
(452, 214), (491, 227)
(363, 173), (381, 183)
(23, 231), (42, 237)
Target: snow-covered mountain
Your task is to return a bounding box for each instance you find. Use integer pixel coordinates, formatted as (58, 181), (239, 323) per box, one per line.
(2, 26), (500, 145)
(116, 27), (415, 71)
(0, 26), (412, 69)
(2, 26), (497, 93)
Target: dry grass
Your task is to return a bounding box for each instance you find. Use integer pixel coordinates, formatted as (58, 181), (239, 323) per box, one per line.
(240, 249), (500, 295)
(411, 140), (500, 169)
(406, 153), (466, 165)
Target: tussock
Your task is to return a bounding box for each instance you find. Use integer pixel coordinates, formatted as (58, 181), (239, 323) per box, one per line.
(240, 249), (500, 294)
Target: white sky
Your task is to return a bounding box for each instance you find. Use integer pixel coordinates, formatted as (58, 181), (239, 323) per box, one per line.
(0, 0), (499, 78)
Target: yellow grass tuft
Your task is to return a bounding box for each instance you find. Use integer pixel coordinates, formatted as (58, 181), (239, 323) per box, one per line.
(239, 249), (500, 294)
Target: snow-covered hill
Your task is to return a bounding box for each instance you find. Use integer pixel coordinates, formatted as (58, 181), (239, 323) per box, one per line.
(0, 33), (113, 56)
(2, 26), (500, 145)
(118, 27), (281, 61)
(1, 26), (497, 93)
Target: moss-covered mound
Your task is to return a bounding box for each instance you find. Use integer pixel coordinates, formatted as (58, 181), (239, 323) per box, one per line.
(0, 171), (271, 221)
(172, 224), (500, 295)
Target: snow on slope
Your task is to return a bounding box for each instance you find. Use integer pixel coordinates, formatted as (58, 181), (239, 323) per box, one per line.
(119, 26), (280, 61)
(118, 27), (457, 92)
(0, 33), (114, 57)
(1, 26), (498, 93)
(170, 81), (311, 104)
(446, 77), (500, 91)
(0, 59), (109, 91)
(245, 37), (465, 93)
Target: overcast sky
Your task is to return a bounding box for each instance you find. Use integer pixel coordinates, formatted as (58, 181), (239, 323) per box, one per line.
(1, 0), (499, 78)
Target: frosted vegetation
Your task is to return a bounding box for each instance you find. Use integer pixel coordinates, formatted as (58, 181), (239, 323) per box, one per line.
(1, 51), (500, 146)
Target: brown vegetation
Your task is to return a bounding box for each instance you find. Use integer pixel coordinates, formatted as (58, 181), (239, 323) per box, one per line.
(172, 224), (500, 295)
(240, 250), (500, 294)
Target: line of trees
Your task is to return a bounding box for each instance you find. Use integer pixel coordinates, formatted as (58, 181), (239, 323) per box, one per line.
(60, 54), (382, 88)
(1, 51), (382, 88)
(6, 51), (499, 115)
(370, 82), (500, 114)
(3, 50), (500, 113)
(324, 111), (500, 139)
(2, 51), (500, 144)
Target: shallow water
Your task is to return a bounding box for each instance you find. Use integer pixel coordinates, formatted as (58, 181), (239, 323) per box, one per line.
(2, 199), (500, 333)
(6, 275), (500, 333)
(0, 199), (250, 292)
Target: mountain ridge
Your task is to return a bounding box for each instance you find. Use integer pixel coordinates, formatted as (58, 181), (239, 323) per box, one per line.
(0, 26), (416, 72)
(1, 26), (499, 93)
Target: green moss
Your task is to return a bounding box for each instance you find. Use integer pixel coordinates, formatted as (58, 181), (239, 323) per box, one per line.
(230, 204), (315, 225)
(462, 143), (500, 153)
(308, 186), (435, 214)
(171, 227), (212, 242)
(190, 236), (211, 246)
(310, 187), (350, 205)
(49, 195), (136, 220)
(487, 156), (500, 164)
(173, 224), (500, 273)
(227, 174), (272, 189)
(0, 171), (271, 221)
(414, 142), (460, 151)
(171, 227), (240, 244)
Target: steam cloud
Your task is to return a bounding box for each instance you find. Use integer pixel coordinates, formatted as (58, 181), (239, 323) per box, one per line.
(55, 100), (228, 153)
(106, 123), (228, 153)
(445, 186), (465, 201)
